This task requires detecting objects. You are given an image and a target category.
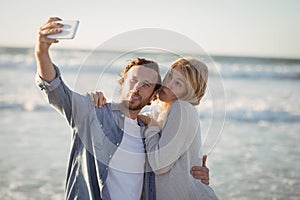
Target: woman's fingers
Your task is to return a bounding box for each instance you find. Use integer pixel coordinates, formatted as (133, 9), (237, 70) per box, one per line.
(98, 94), (107, 106)
(87, 91), (107, 107)
(93, 93), (99, 106)
(95, 91), (106, 107)
(137, 114), (151, 125)
(202, 155), (207, 167)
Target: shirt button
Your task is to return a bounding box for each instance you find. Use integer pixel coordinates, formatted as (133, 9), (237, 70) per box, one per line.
(121, 114), (124, 118)
(105, 167), (108, 171)
(116, 143), (120, 146)
(100, 124), (103, 128)
(109, 155), (112, 158)
(121, 128), (124, 131)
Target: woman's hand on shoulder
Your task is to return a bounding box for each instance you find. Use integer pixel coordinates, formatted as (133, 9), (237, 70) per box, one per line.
(138, 114), (159, 127)
(87, 91), (107, 107)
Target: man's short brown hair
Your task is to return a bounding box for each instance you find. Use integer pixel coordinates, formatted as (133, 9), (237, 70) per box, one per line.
(119, 58), (162, 91)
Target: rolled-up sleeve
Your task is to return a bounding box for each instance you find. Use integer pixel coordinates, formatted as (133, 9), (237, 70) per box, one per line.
(35, 64), (94, 129)
(35, 65), (62, 93)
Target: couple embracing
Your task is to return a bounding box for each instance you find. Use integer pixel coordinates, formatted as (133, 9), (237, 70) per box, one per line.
(35, 17), (219, 200)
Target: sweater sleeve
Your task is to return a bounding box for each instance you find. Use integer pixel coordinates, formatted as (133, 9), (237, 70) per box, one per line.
(145, 100), (200, 174)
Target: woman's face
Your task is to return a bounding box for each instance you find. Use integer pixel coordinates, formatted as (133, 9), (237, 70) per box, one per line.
(158, 66), (188, 103)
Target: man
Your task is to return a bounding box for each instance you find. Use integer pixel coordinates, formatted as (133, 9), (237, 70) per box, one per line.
(35, 17), (209, 200)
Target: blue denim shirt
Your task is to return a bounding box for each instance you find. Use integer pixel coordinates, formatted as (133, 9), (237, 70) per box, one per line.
(35, 66), (156, 200)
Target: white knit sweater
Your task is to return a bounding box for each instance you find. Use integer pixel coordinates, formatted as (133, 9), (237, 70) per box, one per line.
(145, 100), (219, 200)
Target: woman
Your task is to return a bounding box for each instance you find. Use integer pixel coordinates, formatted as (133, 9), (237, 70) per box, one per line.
(139, 57), (218, 200)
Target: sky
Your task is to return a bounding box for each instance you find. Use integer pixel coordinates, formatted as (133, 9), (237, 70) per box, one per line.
(0, 0), (300, 59)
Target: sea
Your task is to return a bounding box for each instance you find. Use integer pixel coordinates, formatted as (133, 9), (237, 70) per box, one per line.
(0, 46), (299, 200)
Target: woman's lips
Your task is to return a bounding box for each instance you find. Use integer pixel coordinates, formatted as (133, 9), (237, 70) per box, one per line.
(159, 88), (167, 96)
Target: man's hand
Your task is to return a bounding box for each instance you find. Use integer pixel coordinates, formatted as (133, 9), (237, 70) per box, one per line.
(35, 17), (63, 82)
(190, 155), (210, 185)
(87, 91), (107, 107)
(35, 17), (63, 54)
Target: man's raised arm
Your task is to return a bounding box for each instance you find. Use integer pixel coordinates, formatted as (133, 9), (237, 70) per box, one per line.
(35, 17), (63, 82)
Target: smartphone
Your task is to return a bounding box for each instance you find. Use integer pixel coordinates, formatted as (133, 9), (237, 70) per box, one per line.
(48, 20), (79, 39)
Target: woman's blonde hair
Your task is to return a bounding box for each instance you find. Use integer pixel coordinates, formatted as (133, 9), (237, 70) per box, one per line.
(170, 57), (208, 105)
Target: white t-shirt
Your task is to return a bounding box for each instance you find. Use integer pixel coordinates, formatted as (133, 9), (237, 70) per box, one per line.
(106, 117), (145, 200)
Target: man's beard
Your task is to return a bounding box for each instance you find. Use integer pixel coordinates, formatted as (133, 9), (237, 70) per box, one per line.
(121, 92), (151, 111)
(121, 99), (149, 111)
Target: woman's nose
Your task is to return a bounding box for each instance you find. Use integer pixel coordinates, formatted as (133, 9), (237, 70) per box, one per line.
(163, 80), (172, 89)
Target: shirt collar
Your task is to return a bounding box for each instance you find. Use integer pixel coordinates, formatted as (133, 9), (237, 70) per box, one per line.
(110, 102), (146, 128)
(110, 102), (122, 111)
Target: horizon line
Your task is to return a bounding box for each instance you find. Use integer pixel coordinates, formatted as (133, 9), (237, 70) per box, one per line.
(1, 45), (300, 61)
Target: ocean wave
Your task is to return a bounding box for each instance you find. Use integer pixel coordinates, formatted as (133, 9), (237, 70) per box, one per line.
(224, 109), (300, 123)
(220, 69), (300, 80)
(216, 63), (300, 80)
(198, 107), (300, 123)
(1, 47), (300, 80)
(0, 102), (52, 112)
(1, 101), (299, 123)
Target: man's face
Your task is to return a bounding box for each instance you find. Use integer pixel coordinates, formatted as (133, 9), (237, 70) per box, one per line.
(120, 65), (158, 111)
